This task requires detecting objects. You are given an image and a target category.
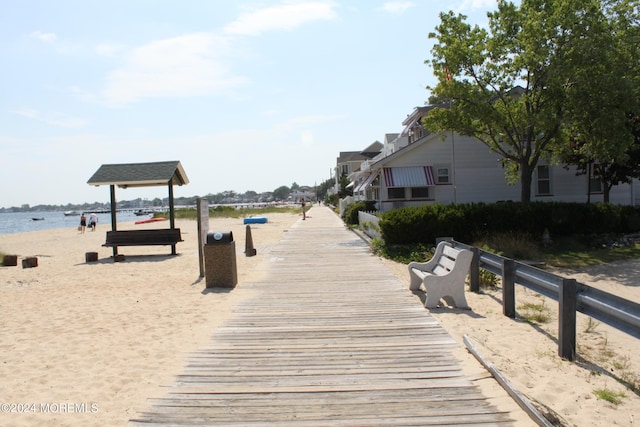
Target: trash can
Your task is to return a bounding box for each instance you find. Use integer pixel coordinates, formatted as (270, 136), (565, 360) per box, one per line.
(204, 231), (237, 288)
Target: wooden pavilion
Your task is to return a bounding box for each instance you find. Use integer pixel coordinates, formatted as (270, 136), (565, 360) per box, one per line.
(87, 160), (189, 257)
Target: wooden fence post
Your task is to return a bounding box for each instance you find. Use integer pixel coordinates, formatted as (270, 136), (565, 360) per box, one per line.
(502, 259), (516, 318)
(559, 278), (577, 361)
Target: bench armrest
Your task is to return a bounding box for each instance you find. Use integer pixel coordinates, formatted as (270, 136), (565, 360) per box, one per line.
(407, 241), (453, 291)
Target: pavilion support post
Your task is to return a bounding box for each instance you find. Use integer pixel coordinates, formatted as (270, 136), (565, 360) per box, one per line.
(168, 181), (177, 255)
(110, 185), (118, 257)
(168, 182), (176, 229)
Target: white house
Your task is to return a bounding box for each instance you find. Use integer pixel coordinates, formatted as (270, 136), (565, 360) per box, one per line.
(334, 141), (383, 194)
(349, 106), (640, 213)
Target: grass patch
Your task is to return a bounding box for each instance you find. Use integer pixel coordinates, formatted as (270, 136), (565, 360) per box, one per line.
(377, 232), (640, 270)
(155, 206), (300, 220)
(593, 388), (626, 405)
(537, 236), (640, 268)
(474, 231), (541, 260)
(371, 239), (433, 264)
(517, 299), (551, 324)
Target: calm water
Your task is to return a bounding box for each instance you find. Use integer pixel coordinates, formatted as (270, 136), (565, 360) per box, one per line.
(0, 211), (141, 235)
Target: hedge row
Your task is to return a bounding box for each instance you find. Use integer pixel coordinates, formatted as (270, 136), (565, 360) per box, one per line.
(378, 202), (640, 245)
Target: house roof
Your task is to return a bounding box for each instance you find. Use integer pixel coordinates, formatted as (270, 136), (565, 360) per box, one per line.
(369, 132), (442, 169)
(87, 160), (189, 188)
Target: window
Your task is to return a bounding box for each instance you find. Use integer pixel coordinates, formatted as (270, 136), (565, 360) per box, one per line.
(387, 188), (405, 199)
(411, 187), (429, 199)
(436, 167), (450, 184)
(341, 164), (349, 175)
(589, 165), (603, 193)
(536, 165), (551, 195)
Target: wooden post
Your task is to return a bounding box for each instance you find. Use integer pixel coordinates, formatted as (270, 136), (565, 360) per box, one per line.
(3, 255), (18, 266)
(245, 225), (257, 257)
(559, 278), (577, 361)
(22, 257), (38, 268)
(468, 247), (480, 292)
(196, 198), (209, 278)
(502, 259), (516, 318)
(110, 184), (118, 257)
(168, 181), (176, 255)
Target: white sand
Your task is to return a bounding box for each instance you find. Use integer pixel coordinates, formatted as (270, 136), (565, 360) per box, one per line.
(1, 212), (639, 426)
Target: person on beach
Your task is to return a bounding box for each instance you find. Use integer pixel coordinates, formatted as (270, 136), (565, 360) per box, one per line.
(301, 198), (306, 220)
(80, 213), (87, 233)
(89, 213), (98, 231)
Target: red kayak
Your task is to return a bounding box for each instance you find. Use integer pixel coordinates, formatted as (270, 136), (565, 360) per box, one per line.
(135, 217), (168, 225)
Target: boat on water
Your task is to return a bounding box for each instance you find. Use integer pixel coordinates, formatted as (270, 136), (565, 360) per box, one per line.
(64, 211), (80, 216)
(31, 217), (45, 221)
(134, 209), (155, 216)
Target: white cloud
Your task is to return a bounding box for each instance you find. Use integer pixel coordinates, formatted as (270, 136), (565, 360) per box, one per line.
(101, 2), (339, 106)
(10, 108), (88, 128)
(380, 1), (415, 14)
(30, 30), (57, 42)
(457, 0), (498, 12)
(223, 1), (338, 36)
(102, 33), (248, 106)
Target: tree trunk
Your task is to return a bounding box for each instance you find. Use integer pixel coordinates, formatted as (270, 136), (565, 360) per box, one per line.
(520, 163), (533, 203)
(604, 182), (611, 203)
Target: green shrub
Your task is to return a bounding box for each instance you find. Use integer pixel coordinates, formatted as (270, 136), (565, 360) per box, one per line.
(377, 202), (640, 245)
(342, 201), (376, 226)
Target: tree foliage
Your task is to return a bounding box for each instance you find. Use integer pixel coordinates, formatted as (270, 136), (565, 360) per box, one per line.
(424, 0), (640, 203)
(272, 185), (291, 201)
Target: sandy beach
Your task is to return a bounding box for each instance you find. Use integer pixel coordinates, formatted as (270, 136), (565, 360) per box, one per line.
(1, 209), (639, 426)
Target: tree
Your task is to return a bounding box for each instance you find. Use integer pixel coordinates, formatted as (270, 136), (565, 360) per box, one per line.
(338, 173), (352, 198)
(315, 178), (334, 202)
(272, 185), (291, 201)
(557, 0), (640, 202)
(423, 0), (634, 202)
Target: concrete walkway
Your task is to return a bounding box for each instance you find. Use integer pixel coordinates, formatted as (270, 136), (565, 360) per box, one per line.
(131, 206), (513, 426)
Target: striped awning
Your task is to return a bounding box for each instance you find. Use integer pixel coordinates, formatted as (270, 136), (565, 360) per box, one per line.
(354, 172), (378, 192)
(383, 166), (435, 187)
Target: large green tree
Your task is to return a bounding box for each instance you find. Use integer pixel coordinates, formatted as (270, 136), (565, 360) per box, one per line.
(557, 0), (640, 202)
(423, 0), (638, 202)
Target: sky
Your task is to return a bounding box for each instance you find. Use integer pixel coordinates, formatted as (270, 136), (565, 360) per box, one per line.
(0, 0), (497, 208)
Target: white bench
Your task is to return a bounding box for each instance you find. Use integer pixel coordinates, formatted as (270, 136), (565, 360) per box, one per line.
(408, 241), (473, 309)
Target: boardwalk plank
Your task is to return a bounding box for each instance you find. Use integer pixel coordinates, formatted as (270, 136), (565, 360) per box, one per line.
(130, 206), (514, 426)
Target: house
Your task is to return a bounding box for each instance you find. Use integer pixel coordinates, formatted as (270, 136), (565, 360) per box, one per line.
(290, 186), (316, 203)
(334, 141), (383, 194)
(349, 106), (640, 213)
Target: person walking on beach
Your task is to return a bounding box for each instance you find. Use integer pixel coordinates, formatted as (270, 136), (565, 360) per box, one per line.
(89, 213), (98, 231)
(80, 213), (87, 234)
(301, 198), (306, 220)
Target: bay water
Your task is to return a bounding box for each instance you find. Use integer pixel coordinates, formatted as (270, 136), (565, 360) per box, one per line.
(0, 211), (143, 236)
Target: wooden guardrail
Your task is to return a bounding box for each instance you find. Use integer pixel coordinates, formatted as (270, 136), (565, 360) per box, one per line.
(447, 239), (640, 361)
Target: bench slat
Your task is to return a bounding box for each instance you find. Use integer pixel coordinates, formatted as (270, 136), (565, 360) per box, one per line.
(407, 241), (472, 309)
(103, 229), (182, 247)
(432, 264), (450, 276)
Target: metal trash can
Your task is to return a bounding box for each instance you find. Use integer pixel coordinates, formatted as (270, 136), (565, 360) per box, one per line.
(204, 231), (237, 288)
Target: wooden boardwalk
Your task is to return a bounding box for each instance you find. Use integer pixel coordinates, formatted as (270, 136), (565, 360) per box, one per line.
(131, 206), (513, 426)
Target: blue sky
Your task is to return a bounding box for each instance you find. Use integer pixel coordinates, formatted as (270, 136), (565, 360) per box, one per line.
(0, 0), (496, 208)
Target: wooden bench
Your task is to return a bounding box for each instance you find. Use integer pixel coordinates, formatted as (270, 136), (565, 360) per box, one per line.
(408, 241), (473, 309)
(103, 229), (183, 247)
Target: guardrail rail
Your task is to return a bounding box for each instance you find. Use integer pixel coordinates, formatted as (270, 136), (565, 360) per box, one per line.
(448, 239), (640, 361)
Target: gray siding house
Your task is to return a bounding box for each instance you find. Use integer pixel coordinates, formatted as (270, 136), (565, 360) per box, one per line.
(349, 107), (640, 213)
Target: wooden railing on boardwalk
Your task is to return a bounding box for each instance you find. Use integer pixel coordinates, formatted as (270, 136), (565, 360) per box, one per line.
(448, 239), (640, 361)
